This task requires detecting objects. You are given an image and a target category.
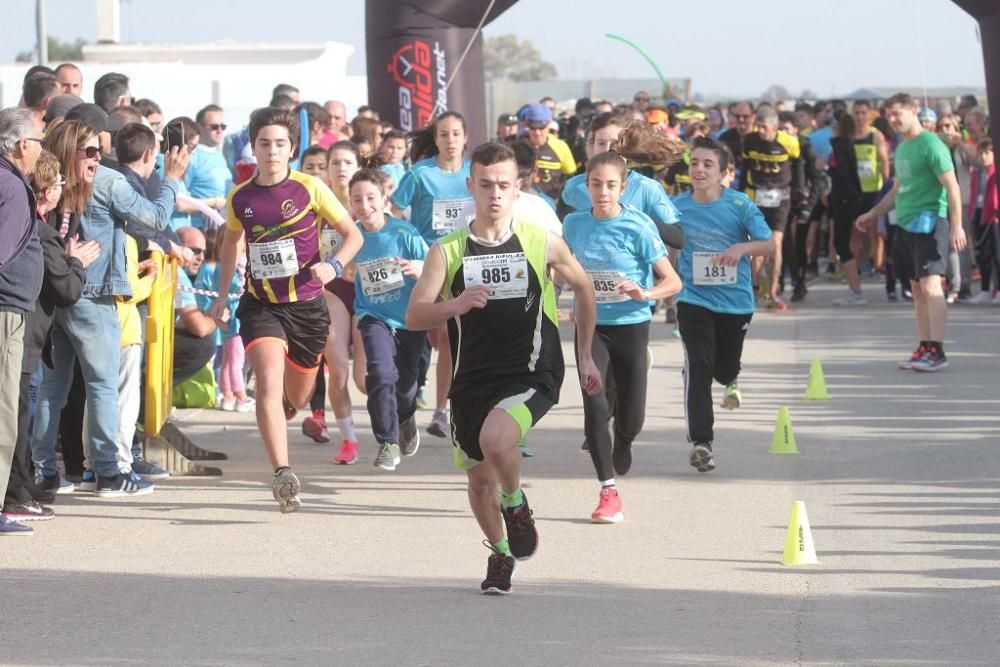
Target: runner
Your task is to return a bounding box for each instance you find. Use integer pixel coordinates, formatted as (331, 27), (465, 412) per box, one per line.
(674, 137), (774, 472)
(563, 151), (682, 523)
(209, 107), (362, 512)
(390, 112), (473, 439)
(406, 142), (601, 595)
(346, 169), (429, 470)
(855, 93), (965, 372)
(741, 106), (804, 310)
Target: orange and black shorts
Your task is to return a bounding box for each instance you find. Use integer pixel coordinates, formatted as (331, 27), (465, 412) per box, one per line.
(238, 294), (330, 372)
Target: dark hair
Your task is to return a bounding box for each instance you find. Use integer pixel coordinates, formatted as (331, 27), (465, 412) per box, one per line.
(357, 104), (374, 115)
(196, 104), (223, 125)
(133, 98), (162, 118)
(110, 105), (143, 126)
(271, 83), (299, 99)
(835, 110), (856, 140)
(328, 139), (360, 162)
(852, 99), (872, 110)
(351, 116), (382, 149)
(691, 136), (730, 171)
(586, 150), (628, 180)
(115, 123), (156, 163)
(794, 102), (815, 114)
(295, 102), (330, 142)
(23, 65), (55, 82)
(778, 111), (796, 126)
(163, 116), (199, 153)
(470, 141), (515, 174)
(510, 140), (537, 170)
(359, 153), (387, 170)
(978, 138), (992, 152)
(249, 107), (299, 150)
(349, 168), (386, 196)
(203, 227), (219, 263)
(93, 72), (130, 112)
(408, 111), (467, 162)
(872, 115), (893, 140)
(886, 93), (918, 110)
(616, 122), (685, 167)
(269, 94), (296, 110)
(300, 144), (328, 162)
(380, 129), (406, 146)
(23, 72), (59, 108)
(589, 111), (633, 138)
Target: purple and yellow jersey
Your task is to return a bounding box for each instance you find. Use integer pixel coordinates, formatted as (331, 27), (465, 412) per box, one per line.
(226, 170), (349, 303)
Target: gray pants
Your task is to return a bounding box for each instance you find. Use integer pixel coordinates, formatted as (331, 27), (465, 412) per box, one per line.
(0, 311), (27, 505)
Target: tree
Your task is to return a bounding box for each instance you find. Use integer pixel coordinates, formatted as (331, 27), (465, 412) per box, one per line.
(483, 35), (557, 82)
(761, 84), (791, 102)
(15, 36), (87, 63)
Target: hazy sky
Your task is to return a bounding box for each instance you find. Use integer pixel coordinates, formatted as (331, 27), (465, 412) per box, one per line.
(1, 0), (987, 98)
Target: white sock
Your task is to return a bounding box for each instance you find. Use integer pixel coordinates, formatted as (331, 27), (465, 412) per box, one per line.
(336, 417), (357, 443)
(600, 478), (616, 488)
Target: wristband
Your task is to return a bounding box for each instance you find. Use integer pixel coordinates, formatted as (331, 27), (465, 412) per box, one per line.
(327, 258), (344, 278)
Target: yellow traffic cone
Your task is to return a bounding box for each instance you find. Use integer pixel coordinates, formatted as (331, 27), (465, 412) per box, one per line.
(804, 358), (830, 400)
(769, 406), (798, 454)
(781, 500), (819, 565)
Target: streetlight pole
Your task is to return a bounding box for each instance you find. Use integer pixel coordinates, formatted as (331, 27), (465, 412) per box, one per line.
(36, 0), (48, 66)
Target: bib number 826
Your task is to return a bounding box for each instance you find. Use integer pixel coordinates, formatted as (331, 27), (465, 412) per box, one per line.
(368, 268), (389, 282)
(481, 267), (511, 284)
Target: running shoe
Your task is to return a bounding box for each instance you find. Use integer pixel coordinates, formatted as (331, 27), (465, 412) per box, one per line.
(897, 344), (927, 370)
(0, 516), (33, 536)
(400, 414), (420, 457)
(501, 492), (538, 560)
(612, 440), (632, 476)
(36, 474), (74, 495)
(721, 383), (742, 410)
(967, 291), (992, 304)
(518, 441), (534, 457)
(912, 348), (949, 372)
(236, 397), (256, 413)
(902, 289), (913, 301)
(220, 397), (237, 411)
(832, 290), (867, 306)
(689, 443), (716, 473)
(132, 456), (169, 480)
(886, 290), (898, 302)
(333, 440), (359, 465)
(671, 326), (681, 338)
(302, 410), (330, 444)
(96, 471), (155, 498)
(78, 469), (97, 492)
(480, 540), (516, 595)
(665, 306), (677, 324)
(271, 468), (301, 514)
(426, 409), (449, 438)
(590, 487), (624, 524)
(791, 283), (807, 302)
(373, 442), (401, 471)
(2, 501), (55, 522)
(646, 347), (654, 370)
(580, 439), (590, 453)
(766, 297), (789, 312)
(414, 389), (428, 410)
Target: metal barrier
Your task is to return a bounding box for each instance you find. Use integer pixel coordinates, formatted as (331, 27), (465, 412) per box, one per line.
(143, 252), (226, 476)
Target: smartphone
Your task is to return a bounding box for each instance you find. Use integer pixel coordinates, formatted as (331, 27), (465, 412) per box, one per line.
(161, 119), (186, 154)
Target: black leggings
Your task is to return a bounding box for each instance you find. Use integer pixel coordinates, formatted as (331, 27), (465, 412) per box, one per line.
(576, 322), (649, 482)
(830, 195), (861, 263)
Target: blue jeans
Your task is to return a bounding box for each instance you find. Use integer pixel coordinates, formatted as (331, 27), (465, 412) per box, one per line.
(32, 297), (122, 478)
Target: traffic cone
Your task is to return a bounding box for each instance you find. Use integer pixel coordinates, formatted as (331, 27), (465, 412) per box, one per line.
(781, 500), (819, 565)
(769, 406), (798, 454)
(804, 358), (830, 400)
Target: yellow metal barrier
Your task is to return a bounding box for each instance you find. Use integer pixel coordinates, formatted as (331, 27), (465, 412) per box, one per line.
(143, 252), (225, 475)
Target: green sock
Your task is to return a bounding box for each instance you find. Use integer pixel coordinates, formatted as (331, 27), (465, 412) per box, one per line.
(500, 487), (524, 509)
(492, 538), (512, 557)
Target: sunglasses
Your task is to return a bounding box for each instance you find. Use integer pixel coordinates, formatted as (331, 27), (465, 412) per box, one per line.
(186, 246), (205, 256)
(204, 123), (227, 131)
(634, 96), (650, 102)
(78, 146), (101, 159)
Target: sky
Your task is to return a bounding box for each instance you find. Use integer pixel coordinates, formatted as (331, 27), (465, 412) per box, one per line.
(0, 0), (987, 98)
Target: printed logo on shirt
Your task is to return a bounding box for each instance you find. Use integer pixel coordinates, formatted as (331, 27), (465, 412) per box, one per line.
(280, 199), (299, 220)
(243, 205), (254, 218)
(524, 291), (536, 312)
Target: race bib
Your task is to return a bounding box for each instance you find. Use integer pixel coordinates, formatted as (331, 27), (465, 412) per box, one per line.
(358, 257), (405, 297)
(693, 252), (737, 286)
(320, 228), (344, 262)
(249, 238), (298, 280)
(587, 270), (629, 304)
(432, 197), (475, 233)
(755, 187), (786, 208)
(463, 252), (529, 300)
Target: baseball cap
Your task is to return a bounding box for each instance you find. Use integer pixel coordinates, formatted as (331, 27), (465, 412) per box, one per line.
(497, 113), (518, 125)
(918, 107), (938, 125)
(43, 94), (83, 124)
(575, 97), (594, 114)
(64, 103), (124, 133)
(519, 103), (553, 127)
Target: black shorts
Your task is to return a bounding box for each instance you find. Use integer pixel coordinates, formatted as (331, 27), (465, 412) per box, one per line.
(238, 295), (330, 371)
(450, 383), (555, 469)
(893, 220), (949, 280)
(760, 200), (792, 232)
(324, 277), (355, 317)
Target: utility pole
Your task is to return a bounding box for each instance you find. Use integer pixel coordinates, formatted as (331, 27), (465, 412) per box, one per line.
(36, 0), (48, 65)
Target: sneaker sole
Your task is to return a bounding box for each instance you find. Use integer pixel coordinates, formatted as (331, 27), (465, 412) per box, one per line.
(96, 486), (155, 498)
(334, 456), (358, 465)
(372, 458), (400, 471)
(426, 423), (447, 438)
(272, 477), (302, 514)
(590, 511), (624, 524)
(401, 431), (420, 457)
(897, 361), (915, 370)
(721, 395), (741, 410)
(481, 560), (517, 595)
(78, 483), (97, 493)
(912, 362), (948, 372)
(302, 421), (331, 444)
(689, 448), (716, 473)
(135, 472), (170, 481)
(1, 512), (54, 522)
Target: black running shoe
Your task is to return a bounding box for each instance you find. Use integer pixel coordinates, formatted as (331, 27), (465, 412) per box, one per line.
(612, 440), (632, 475)
(501, 492), (538, 560)
(480, 541), (516, 595)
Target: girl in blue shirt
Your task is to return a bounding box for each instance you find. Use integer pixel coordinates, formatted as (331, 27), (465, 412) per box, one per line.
(563, 151), (682, 524)
(673, 137), (774, 474)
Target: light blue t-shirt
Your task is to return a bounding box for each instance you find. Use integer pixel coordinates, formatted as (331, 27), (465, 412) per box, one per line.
(563, 206), (667, 326)
(186, 145), (232, 228)
(353, 216), (429, 330)
(380, 161), (407, 188)
(808, 126), (833, 161)
(561, 169), (681, 225)
(194, 261), (243, 342)
(390, 158), (473, 246)
(674, 188), (772, 315)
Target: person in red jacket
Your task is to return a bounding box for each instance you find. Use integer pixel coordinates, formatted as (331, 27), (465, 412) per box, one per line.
(969, 139), (998, 303)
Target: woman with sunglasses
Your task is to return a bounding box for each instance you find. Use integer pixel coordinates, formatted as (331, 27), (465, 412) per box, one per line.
(31, 120), (189, 498)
